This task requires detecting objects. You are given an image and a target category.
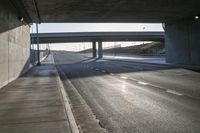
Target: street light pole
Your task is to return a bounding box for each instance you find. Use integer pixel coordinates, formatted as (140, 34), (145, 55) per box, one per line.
(36, 23), (40, 65)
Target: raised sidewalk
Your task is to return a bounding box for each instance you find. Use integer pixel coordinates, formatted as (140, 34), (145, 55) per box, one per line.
(0, 55), (76, 133)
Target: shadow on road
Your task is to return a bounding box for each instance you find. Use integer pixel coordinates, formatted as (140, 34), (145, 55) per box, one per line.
(53, 52), (180, 80)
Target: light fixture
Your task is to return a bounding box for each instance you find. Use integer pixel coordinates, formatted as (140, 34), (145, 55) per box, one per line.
(19, 17), (24, 22)
(194, 15), (199, 20)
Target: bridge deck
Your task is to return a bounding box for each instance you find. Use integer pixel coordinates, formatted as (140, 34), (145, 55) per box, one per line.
(31, 32), (165, 44)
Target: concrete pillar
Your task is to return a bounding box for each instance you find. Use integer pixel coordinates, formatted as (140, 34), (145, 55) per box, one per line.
(98, 41), (103, 58)
(165, 20), (200, 66)
(92, 41), (97, 57)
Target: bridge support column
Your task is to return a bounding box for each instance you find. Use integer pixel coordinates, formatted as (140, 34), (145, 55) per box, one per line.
(92, 41), (97, 57)
(165, 20), (200, 66)
(98, 41), (103, 58)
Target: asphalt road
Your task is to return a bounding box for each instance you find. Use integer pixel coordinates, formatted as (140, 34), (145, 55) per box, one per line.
(54, 51), (200, 133)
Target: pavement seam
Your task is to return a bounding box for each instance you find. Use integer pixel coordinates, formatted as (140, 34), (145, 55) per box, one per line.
(52, 55), (80, 133)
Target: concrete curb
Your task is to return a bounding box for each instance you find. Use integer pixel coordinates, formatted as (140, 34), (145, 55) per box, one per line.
(40, 54), (48, 62)
(32, 54), (48, 66)
(52, 55), (80, 133)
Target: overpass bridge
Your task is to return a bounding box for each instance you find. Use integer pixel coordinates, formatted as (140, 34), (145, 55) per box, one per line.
(31, 32), (164, 58)
(0, 0), (200, 89)
(30, 32), (164, 44)
(1, 0), (199, 67)
(0, 1), (200, 132)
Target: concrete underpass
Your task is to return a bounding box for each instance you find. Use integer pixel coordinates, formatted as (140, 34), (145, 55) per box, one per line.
(0, 0), (200, 133)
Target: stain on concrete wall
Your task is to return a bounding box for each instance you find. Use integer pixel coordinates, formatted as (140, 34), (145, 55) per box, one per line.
(0, 25), (30, 88)
(0, 1), (30, 88)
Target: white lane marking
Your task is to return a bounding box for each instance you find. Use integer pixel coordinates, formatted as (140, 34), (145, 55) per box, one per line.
(166, 90), (183, 96)
(120, 76), (128, 79)
(101, 70), (106, 73)
(110, 73), (114, 75)
(95, 68), (99, 71)
(137, 81), (148, 85)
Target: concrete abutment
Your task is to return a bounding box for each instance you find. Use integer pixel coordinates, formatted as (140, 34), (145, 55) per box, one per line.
(0, 25), (30, 88)
(165, 20), (200, 66)
(0, 2), (31, 88)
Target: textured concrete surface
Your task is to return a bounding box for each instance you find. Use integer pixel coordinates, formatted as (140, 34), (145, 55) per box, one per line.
(0, 25), (30, 88)
(165, 20), (200, 66)
(54, 51), (200, 133)
(0, 1), (31, 88)
(0, 55), (72, 133)
(20, 0), (200, 22)
(0, 1), (24, 33)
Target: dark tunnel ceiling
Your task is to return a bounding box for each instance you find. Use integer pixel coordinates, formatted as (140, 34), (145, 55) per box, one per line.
(20, 0), (200, 23)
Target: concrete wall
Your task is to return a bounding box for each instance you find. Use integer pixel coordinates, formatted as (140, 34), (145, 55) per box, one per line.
(0, 1), (25, 33)
(0, 25), (30, 88)
(0, 1), (30, 88)
(165, 20), (200, 66)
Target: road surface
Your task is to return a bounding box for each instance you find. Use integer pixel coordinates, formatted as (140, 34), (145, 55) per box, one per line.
(54, 51), (200, 133)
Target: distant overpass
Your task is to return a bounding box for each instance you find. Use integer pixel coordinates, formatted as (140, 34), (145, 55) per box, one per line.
(30, 32), (165, 44)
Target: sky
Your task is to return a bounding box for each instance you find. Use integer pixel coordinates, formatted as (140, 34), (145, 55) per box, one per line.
(31, 23), (164, 51)
(31, 23), (163, 33)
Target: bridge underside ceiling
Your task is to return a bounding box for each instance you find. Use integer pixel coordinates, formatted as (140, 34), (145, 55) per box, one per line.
(19, 0), (200, 23)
